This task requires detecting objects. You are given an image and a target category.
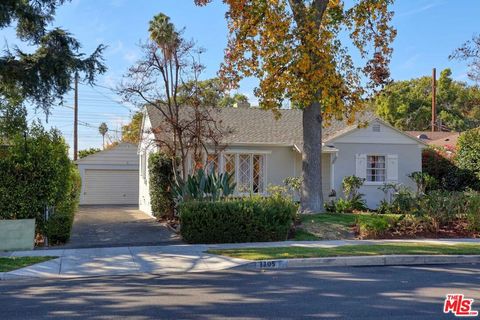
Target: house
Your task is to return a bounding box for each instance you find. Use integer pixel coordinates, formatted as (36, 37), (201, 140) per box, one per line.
(138, 105), (426, 214)
(76, 142), (139, 205)
(405, 131), (461, 149)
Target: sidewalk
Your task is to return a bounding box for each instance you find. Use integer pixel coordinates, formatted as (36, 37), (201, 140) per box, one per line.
(2, 238), (480, 280)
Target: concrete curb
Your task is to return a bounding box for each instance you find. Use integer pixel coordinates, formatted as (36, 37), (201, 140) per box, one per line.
(239, 255), (480, 270)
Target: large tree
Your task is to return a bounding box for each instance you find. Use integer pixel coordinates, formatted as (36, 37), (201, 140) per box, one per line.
(0, 0), (106, 135)
(195, 0), (396, 213)
(121, 111), (143, 144)
(120, 13), (227, 180)
(177, 77), (249, 107)
(373, 68), (480, 131)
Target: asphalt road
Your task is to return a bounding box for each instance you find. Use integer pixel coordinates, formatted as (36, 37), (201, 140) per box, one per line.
(0, 264), (479, 319)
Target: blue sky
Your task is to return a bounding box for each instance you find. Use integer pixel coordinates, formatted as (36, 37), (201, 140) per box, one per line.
(3, 0), (479, 155)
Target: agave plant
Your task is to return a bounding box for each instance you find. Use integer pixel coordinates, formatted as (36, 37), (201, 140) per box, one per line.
(173, 169), (236, 202)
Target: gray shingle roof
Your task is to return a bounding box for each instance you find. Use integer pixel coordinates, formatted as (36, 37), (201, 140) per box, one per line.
(145, 105), (377, 148)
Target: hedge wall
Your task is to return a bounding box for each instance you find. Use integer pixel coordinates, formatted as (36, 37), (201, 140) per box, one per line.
(179, 197), (298, 244)
(149, 152), (174, 219)
(0, 125), (80, 244)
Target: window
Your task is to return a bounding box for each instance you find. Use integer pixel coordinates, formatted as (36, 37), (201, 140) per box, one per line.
(192, 151), (266, 194)
(238, 154), (251, 193)
(223, 153), (235, 177)
(372, 124), (381, 132)
(252, 155), (264, 193)
(205, 153), (219, 174)
(367, 155), (386, 182)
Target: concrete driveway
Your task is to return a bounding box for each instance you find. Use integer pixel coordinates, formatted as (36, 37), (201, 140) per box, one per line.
(62, 206), (181, 248)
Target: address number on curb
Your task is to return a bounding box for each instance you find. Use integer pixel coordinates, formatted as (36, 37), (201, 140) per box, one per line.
(258, 261), (277, 268)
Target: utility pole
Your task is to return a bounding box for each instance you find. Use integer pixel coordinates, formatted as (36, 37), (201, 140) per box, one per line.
(431, 68), (437, 132)
(74, 72), (79, 160)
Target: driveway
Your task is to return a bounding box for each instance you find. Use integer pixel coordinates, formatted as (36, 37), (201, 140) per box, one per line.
(62, 206), (181, 248)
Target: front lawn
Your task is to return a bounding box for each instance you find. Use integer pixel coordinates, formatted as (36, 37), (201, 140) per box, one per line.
(0, 256), (56, 272)
(208, 243), (480, 260)
(294, 213), (357, 240)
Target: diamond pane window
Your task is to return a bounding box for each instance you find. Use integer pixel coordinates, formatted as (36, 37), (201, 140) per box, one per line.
(206, 154), (219, 174)
(253, 155), (265, 193)
(238, 154), (251, 193)
(223, 153), (235, 177)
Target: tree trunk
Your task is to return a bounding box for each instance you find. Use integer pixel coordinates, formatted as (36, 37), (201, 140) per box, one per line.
(301, 102), (324, 213)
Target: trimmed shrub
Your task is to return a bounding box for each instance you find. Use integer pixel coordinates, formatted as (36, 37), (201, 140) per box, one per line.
(0, 124), (80, 244)
(179, 196), (298, 243)
(149, 152), (174, 219)
(45, 166), (81, 244)
(356, 214), (400, 238)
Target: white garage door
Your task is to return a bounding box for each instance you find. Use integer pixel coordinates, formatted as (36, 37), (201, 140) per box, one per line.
(83, 169), (139, 205)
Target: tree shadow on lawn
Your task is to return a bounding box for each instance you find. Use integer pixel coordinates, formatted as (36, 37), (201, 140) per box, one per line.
(1, 264), (479, 319)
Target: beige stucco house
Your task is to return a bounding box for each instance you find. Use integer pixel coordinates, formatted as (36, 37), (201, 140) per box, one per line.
(138, 105), (426, 215)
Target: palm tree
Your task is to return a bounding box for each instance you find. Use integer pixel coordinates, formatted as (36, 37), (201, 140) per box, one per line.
(148, 13), (179, 59)
(98, 122), (108, 149)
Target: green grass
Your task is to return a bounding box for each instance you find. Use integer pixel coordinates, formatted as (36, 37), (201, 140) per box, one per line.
(293, 213), (358, 240)
(208, 243), (480, 260)
(294, 213), (402, 240)
(0, 256), (56, 272)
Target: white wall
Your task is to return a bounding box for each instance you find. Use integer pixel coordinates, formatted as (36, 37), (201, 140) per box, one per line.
(330, 121), (423, 209)
(77, 143), (139, 205)
(138, 113), (157, 216)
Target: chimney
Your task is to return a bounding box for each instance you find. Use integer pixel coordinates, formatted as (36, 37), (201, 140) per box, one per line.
(233, 101), (251, 109)
(431, 68), (436, 132)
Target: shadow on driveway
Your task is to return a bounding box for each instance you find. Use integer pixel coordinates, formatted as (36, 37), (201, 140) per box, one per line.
(59, 205), (181, 249)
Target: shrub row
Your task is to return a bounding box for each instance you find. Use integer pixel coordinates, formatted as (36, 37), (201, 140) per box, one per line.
(358, 191), (480, 238)
(179, 196), (298, 244)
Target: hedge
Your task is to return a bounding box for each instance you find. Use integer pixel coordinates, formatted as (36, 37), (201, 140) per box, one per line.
(45, 166), (81, 244)
(0, 124), (80, 244)
(179, 197), (298, 244)
(148, 152), (174, 219)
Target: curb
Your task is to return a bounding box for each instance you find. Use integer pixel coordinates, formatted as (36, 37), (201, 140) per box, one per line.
(238, 255), (480, 270)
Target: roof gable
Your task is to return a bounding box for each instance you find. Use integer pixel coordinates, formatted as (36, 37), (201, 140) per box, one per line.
(330, 118), (427, 146)
(75, 142), (139, 165)
(144, 105), (381, 147)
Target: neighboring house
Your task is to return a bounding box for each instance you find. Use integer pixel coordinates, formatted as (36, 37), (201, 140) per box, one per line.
(406, 131), (461, 149)
(138, 105), (426, 214)
(76, 142), (139, 205)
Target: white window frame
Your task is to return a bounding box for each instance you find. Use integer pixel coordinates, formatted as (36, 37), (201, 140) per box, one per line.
(365, 154), (386, 185)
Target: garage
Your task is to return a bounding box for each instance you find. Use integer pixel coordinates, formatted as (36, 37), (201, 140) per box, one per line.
(76, 143), (139, 205)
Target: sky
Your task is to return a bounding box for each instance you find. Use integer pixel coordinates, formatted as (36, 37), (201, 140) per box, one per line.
(3, 0), (480, 156)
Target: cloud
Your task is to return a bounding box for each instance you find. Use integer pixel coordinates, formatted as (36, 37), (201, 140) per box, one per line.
(398, 2), (443, 17)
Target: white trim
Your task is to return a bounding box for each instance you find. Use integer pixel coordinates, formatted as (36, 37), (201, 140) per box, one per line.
(365, 154), (387, 183)
(328, 118), (428, 146)
(330, 153), (335, 191)
(214, 148), (272, 155)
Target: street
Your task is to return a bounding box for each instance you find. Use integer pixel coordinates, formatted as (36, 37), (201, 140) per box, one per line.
(1, 264), (479, 319)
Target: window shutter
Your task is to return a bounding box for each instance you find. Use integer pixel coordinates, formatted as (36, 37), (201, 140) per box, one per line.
(386, 154), (398, 182)
(355, 154), (367, 179)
